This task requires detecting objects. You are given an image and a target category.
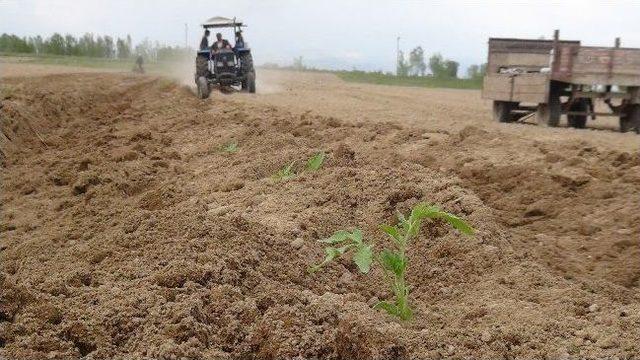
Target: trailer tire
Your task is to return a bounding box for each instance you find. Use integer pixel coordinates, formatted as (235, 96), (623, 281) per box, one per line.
(620, 104), (640, 134)
(567, 99), (588, 129)
(196, 76), (210, 99)
(537, 83), (561, 127)
(493, 101), (517, 123)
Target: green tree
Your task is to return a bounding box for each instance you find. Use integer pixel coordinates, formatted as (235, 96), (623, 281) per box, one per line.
(0, 34), (34, 53)
(445, 60), (459, 78)
(428, 53), (446, 78)
(116, 36), (131, 59)
(466, 63), (487, 80)
(134, 38), (154, 60)
(77, 33), (92, 56)
(33, 35), (43, 54)
(292, 56), (305, 71)
(396, 50), (409, 76)
(46, 33), (65, 55)
(103, 36), (115, 58)
(408, 46), (426, 76)
(429, 53), (460, 79)
(64, 34), (78, 55)
(95, 36), (106, 57)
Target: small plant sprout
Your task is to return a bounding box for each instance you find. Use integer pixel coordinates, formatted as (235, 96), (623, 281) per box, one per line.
(309, 203), (473, 321)
(273, 161), (296, 181)
(221, 141), (239, 154)
(308, 229), (373, 274)
(306, 151), (326, 171)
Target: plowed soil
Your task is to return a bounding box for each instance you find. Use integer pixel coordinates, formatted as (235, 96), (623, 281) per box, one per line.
(1, 66), (639, 359)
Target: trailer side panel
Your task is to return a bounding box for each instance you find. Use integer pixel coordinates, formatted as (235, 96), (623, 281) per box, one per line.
(553, 45), (640, 86)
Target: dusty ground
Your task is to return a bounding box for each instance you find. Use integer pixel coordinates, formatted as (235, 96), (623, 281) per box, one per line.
(1, 64), (639, 359)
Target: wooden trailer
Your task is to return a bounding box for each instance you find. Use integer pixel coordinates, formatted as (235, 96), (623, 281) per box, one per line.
(482, 30), (640, 133)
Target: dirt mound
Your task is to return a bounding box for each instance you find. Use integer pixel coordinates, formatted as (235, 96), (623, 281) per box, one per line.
(1, 73), (639, 359)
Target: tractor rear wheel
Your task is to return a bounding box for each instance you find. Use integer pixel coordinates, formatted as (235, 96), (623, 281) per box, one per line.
(620, 104), (640, 134)
(196, 56), (208, 77)
(197, 76), (210, 99)
(568, 99), (588, 129)
(240, 53), (254, 73)
(246, 72), (256, 94)
(493, 101), (517, 123)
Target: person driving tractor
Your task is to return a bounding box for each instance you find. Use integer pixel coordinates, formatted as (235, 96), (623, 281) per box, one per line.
(211, 33), (231, 52)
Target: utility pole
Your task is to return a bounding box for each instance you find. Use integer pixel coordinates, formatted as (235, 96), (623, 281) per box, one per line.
(396, 36), (401, 76)
(184, 23), (188, 49)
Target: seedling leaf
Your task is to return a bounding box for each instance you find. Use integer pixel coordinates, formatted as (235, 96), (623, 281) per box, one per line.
(353, 244), (373, 273)
(380, 249), (406, 277)
(398, 304), (413, 320)
(374, 301), (400, 317)
(436, 212), (474, 235)
(306, 152), (326, 171)
(351, 229), (363, 244)
(410, 203), (474, 235)
(319, 230), (352, 244)
(410, 203), (441, 221)
(221, 142), (238, 154)
(274, 161), (296, 181)
(308, 244), (353, 273)
(380, 224), (400, 242)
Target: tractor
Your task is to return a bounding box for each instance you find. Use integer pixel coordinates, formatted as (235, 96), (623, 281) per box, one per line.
(195, 16), (256, 99)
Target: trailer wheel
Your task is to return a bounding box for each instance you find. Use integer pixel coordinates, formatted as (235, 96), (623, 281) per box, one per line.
(620, 104), (640, 134)
(537, 83), (561, 127)
(567, 99), (588, 129)
(493, 101), (517, 123)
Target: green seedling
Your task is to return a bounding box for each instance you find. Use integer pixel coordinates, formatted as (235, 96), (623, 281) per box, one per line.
(273, 161), (296, 181)
(308, 229), (373, 273)
(306, 152), (326, 171)
(309, 203), (473, 321)
(221, 142), (239, 154)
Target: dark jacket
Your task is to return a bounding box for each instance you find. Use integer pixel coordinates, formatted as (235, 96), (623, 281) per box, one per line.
(199, 35), (209, 50)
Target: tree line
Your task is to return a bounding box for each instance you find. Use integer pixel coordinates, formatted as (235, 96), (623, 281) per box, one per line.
(0, 33), (192, 61)
(397, 46), (485, 80)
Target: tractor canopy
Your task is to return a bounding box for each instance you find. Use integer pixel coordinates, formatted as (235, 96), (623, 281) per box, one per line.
(201, 16), (245, 29)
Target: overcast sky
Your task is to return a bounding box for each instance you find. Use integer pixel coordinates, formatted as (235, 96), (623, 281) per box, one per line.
(2, 0), (640, 73)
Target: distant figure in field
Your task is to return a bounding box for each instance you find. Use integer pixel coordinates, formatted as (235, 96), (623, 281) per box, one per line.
(199, 29), (210, 50)
(211, 33), (231, 52)
(134, 55), (144, 73)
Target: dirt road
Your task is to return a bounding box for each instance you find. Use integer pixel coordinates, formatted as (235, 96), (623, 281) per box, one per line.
(1, 65), (639, 359)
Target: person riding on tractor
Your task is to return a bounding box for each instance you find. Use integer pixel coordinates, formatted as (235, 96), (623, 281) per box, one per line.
(199, 29), (210, 50)
(234, 31), (245, 50)
(211, 33), (232, 52)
